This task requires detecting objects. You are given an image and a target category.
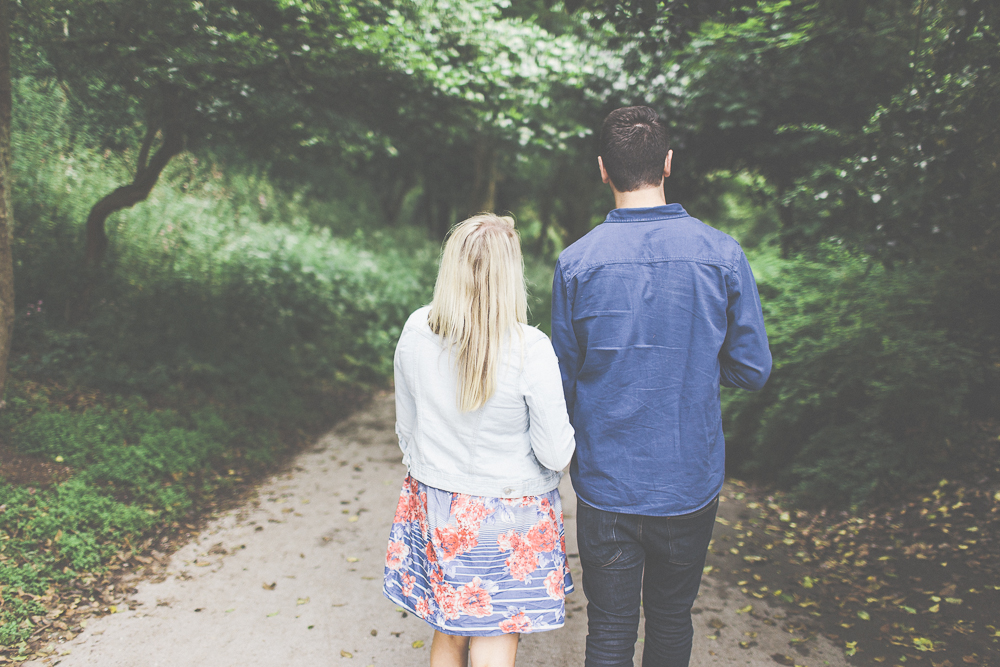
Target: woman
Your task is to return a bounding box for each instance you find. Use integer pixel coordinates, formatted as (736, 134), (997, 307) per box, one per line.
(383, 214), (576, 667)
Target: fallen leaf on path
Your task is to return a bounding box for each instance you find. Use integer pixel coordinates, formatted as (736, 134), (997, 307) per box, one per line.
(737, 605), (753, 614)
(267, 611), (280, 617)
(412, 640), (425, 648)
(346, 557), (359, 562)
(348, 516), (359, 522)
(263, 582), (276, 590)
(341, 649), (353, 658)
(297, 597), (310, 605)
(739, 640), (758, 649)
(770, 654), (795, 666)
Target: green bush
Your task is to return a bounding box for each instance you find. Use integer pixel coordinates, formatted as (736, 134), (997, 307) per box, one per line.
(0, 77), (439, 648)
(10, 77), (437, 401)
(723, 245), (989, 506)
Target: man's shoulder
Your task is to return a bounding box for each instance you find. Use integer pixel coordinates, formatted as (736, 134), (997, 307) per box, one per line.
(556, 210), (743, 278)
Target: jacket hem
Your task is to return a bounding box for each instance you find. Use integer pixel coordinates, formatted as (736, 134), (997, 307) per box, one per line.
(407, 462), (563, 498)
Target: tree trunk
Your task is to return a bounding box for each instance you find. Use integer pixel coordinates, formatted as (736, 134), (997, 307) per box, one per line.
(0, 0), (16, 407)
(84, 119), (185, 268)
(467, 137), (497, 215)
(377, 167), (416, 226)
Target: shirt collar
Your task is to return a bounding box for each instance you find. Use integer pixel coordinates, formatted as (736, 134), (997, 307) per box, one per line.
(604, 203), (688, 223)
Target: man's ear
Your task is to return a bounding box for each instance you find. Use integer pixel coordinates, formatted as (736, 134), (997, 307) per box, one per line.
(598, 156), (611, 185)
(663, 150), (673, 179)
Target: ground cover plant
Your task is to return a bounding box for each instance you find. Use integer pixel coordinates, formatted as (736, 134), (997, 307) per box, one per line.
(707, 477), (1000, 666)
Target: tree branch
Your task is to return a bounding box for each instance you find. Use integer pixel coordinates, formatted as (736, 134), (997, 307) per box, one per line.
(84, 93), (186, 269)
(136, 123), (158, 176)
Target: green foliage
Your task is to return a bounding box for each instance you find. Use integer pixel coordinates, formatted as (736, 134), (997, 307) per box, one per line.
(723, 246), (989, 506)
(10, 77), (437, 400)
(0, 77), (439, 646)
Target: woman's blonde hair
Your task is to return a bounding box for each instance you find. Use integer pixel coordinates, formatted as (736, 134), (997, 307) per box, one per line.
(428, 213), (528, 412)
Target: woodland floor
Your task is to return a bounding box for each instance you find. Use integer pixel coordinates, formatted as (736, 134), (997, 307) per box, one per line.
(1, 394), (997, 666)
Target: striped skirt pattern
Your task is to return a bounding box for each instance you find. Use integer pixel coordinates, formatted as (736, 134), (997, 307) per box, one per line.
(382, 476), (574, 636)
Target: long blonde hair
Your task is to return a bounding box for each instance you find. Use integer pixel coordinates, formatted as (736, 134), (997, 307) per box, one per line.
(428, 213), (528, 412)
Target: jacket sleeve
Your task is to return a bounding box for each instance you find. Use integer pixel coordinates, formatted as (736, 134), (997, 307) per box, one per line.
(523, 336), (576, 473)
(720, 249), (772, 391)
(550, 260), (580, 420)
(393, 333), (417, 464)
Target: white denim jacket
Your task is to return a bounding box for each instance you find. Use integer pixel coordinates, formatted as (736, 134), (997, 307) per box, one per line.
(393, 306), (576, 498)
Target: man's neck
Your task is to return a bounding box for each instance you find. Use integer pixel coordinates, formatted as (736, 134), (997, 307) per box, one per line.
(612, 184), (667, 209)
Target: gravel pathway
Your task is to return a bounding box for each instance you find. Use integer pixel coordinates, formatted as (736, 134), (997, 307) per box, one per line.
(33, 393), (849, 667)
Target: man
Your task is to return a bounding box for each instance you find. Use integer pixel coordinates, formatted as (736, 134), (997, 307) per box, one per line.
(551, 106), (772, 667)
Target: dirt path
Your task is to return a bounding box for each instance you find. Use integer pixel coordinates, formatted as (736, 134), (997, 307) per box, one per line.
(32, 394), (850, 667)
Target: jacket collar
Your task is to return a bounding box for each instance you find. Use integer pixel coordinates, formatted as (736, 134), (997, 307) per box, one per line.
(605, 203), (688, 223)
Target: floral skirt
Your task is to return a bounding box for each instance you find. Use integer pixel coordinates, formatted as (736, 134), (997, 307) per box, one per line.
(382, 476), (574, 636)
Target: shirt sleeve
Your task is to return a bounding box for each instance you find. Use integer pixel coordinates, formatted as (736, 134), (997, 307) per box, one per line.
(550, 260), (580, 419)
(720, 249), (772, 391)
(393, 332), (416, 464)
(522, 336), (576, 473)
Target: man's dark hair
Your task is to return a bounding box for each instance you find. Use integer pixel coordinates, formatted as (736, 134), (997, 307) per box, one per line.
(599, 106), (670, 192)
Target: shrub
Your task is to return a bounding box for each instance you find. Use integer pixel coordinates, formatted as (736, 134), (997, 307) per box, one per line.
(723, 245), (989, 506)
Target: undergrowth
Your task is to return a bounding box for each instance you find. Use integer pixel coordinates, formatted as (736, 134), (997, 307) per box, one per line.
(0, 78), (437, 649)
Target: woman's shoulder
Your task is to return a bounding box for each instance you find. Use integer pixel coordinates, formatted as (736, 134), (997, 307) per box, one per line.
(402, 305), (433, 333)
(515, 323), (555, 353)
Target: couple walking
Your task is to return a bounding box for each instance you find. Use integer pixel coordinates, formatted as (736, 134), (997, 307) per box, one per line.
(382, 106), (772, 667)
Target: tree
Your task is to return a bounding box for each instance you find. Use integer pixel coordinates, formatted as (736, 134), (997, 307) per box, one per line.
(592, 0), (999, 258)
(14, 0), (411, 269)
(350, 0), (622, 238)
(0, 0), (14, 406)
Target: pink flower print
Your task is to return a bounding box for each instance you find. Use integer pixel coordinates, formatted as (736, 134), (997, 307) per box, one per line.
(499, 609), (533, 634)
(453, 494), (493, 527)
(393, 488), (412, 524)
(506, 549), (539, 582)
(395, 480), (429, 537)
(497, 530), (539, 582)
(425, 540), (439, 565)
(434, 524), (464, 562)
(457, 524), (480, 553)
(415, 596), (433, 619)
(401, 572), (416, 597)
(385, 540), (410, 570)
(527, 517), (558, 553)
(458, 576), (494, 618)
(432, 580), (462, 620)
(544, 569), (565, 600)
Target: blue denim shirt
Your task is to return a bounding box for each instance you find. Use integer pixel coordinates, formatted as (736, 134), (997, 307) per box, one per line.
(551, 204), (771, 516)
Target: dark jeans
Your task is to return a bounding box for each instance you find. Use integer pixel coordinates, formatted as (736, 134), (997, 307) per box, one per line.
(576, 495), (719, 667)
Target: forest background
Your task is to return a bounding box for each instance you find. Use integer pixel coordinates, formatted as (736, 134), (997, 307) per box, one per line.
(0, 0), (997, 658)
